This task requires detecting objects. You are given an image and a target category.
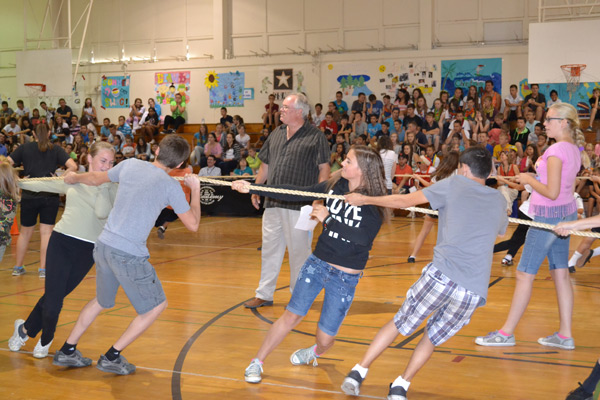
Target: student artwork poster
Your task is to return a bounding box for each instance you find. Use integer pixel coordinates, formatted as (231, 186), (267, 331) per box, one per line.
(208, 71), (245, 108)
(101, 76), (130, 109)
(441, 58), (502, 98)
(155, 71), (191, 105)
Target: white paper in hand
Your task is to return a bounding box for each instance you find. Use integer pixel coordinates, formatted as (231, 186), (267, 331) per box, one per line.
(294, 205), (319, 231)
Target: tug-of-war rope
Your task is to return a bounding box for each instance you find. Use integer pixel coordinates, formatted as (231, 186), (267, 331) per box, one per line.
(19, 175), (600, 239)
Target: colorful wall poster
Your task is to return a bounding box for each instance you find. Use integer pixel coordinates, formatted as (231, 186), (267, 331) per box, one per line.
(441, 58), (502, 97)
(258, 67), (306, 104)
(101, 75), (130, 108)
(155, 71), (191, 105)
(519, 78), (600, 118)
(207, 71), (245, 108)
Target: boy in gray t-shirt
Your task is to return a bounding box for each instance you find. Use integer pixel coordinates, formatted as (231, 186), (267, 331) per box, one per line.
(53, 135), (201, 375)
(341, 147), (507, 399)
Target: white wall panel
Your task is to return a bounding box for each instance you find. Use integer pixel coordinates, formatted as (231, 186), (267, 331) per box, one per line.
(306, 31), (340, 52)
(437, 22), (478, 43)
(187, 0), (214, 37)
(383, 0), (419, 25)
(384, 26), (419, 48)
(267, 0), (303, 32)
(304, 0), (342, 30)
(232, 36), (264, 56)
(232, 0), (266, 35)
(343, 0), (381, 28)
(481, 0), (523, 19)
(436, 0), (478, 21)
(268, 34), (303, 54)
(344, 29), (379, 49)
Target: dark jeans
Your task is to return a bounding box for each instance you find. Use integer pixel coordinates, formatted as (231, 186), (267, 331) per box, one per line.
(218, 159), (237, 176)
(493, 210), (530, 258)
(24, 231), (95, 346)
(163, 115), (186, 131)
(155, 208), (178, 227)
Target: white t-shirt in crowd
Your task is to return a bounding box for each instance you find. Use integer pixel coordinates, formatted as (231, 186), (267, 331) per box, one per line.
(235, 133), (250, 148)
(380, 149), (397, 190)
(504, 94), (524, 111)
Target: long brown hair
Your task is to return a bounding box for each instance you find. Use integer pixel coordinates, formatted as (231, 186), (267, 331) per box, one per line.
(327, 145), (390, 221)
(0, 159), (21, 202)
(35, 123), (52, 152)
(431, 151), (459, 181)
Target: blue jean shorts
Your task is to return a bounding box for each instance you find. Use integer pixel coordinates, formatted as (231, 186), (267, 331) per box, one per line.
(286, 254), (361, 337)
(94, 241), (166, 315)
(517, 212), (577, 275)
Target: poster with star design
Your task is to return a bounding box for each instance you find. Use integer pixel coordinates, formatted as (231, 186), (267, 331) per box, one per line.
(259, 67), (306, 104)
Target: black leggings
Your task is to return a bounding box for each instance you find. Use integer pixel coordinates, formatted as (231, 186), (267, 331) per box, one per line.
(24, 231), (95, 346)
(163, 115), (186, 131)
(493, 210), (530, 258)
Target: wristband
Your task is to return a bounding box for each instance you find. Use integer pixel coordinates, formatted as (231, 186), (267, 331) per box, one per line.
(323, 215), (333, 229)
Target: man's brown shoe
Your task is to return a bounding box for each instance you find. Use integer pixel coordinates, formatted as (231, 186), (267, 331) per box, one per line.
(244, 298), (274, 309)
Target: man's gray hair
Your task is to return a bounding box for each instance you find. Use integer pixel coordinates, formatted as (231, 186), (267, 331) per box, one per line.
(289, 92), (311, 120)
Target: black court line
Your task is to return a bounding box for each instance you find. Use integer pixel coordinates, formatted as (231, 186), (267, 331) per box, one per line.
(503, 351), (559, 355)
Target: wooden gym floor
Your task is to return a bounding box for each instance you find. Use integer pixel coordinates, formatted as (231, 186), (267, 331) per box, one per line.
(0, 214), (598, 399)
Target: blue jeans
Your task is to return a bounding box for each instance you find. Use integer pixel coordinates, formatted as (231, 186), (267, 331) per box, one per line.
(286, 254), (361, 336)
(517, 212), (577, 275)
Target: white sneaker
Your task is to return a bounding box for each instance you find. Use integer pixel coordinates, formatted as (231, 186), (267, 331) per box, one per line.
(8, 319), (28, 351)
(33, 338), (53, 358)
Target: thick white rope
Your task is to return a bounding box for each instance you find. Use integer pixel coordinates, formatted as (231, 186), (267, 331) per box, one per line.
(19, 175), (599, 238)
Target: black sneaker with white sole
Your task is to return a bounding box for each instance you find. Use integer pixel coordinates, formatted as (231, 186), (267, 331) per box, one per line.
(341, 370), (364, 396)
(387, 384), (408, 400)
(96, 354), (136, 375)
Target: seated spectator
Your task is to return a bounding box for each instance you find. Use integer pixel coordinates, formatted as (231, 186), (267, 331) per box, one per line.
(394, 88), (410, 116)
(230, 115), (243, 135)
(204, 132), (223, 163)
(163, 93), (186, 133)
(367, 94), (383, 121)
(78, 144), (89, 171)
(190, 123), (209, 166)
(463, 85), (479, 105)
(537, 132), (549, 155)
(463, 97), (477, 126)
(417, 145), (440, 168)
(373, 121), (391, 143)
(503, 84), (523, 121)
(213, 123), (226, 147)
(413, 158), (437, 189)
(108, 123), (124, 144)
(403, 104), (423, 129)
(326, 101), (341, 124)
(496, 150), (521, 215)
(338, 114), (352, 143)
(319, 112), (339, 137)
(493, 131), (517, 161)
(386, 108), (401, 134)
(30, 108), (41, 127)
(0, 133), (8, 156)
(377, 135), (397, 194)
(198, 154), (221, 176)
(232, 158), (253, 176)
(246, 147), (261, 173)
(481, 80), (502, 115)
(69, 115), (81, 139)
(546, 89), (562, 108)
(393, 119), (405, 142)
(488, 114), (504, 145)
(334, 91), (348, 115)
(519, 144), (539, 173)
(415, 97), (428, 120)
(219, 132), (241, 175)
(511, 116), (530, 155)
(588, 87), (600, 131)
(117, 115), (132, 139)
(355, 134), (368, 146)
(262, 94), (279, 129)
(253, 128), (269, 148)
(351, 111), (367, 143)
(408, 121), (428, 153)
(55, 98), (73, 125)
(390, 132), (402, 154)
(481, 95), (495, 121)
(472, 110), (490, 137)
(18, 118), (34, 144)
(112, 135), (123, 152)
(51, 115), (69, 143)
(14, 100), (30, 125)
(114, 151), (124, 165)
(524, 110), (539, 136)
(220, 106), (234, 129)
(100, 117), (111, 138)
(72, 134), (84, 154)
(311, 103), (325, 128)
(65, 143), (77, 161)
(477, 131), (494, 155)
(331, 133), (350, 153)
(394, 153), (413, 193)
(350, 92), (367, 123)
(422, 112), (440, 150)
(80, 117), (95, 141)
(329, 142), (346, 173)
(149, 143), (158, 161)
(381, 95), (394, 120)
(39, 101), (54, 122)
(128, 97), (145, 132)
(0, 101), (14, 127)
(135, 137), (151, 160)
(147, 97), (161, 121)
(366, 114), (382, 139)
(138, 106), (160, 142)
(235, 124), (251, 150)
(523, 83), (546, 122)
(81, 97), (98, 124)
(442, 120), (467, 155)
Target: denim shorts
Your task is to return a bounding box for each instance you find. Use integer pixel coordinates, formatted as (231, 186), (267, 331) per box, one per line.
(394, 264), (481, 346)
(517, 212), (577, 275)
(286, 254), (361, 337)
(95, 241), (166, 315)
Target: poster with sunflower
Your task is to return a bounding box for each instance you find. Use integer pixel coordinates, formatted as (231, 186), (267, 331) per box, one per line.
(207, 71), (245, 108)
(155, 71), (191, 105)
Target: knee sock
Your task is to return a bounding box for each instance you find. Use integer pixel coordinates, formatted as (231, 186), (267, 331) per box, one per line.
(60, 342), (77, 356)
(569, 251), (582, 267)
(351, 363), (369, 379)
(582, 361), (600, 393)
(105, 346), (121, 362)
(592, 247), (600, 258)
(392, 375), (411, 391)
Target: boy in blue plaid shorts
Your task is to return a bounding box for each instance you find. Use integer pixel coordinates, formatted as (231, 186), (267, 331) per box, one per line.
(342, 147), (508, 399)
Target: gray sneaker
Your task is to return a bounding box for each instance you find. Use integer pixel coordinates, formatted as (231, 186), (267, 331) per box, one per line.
(290, 345), (318, 366)
(538, 332), (575, 350)
(96, 354), (136, 375)
(53, 349), (92, 367)
(244, 359), (263, 383)
(475, 330), (516, 347)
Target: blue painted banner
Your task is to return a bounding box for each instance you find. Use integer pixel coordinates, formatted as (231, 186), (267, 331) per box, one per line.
(441, 58), (502, 96)
(519, 79), (600, 118)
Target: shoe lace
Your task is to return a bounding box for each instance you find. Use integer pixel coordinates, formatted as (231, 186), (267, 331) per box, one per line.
(296, 347), (318, 366)
(246, 360), (263, 375)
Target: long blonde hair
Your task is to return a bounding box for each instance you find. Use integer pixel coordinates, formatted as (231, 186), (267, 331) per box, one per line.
(0, 159), (21, 202)
(548, 103), (584, 143)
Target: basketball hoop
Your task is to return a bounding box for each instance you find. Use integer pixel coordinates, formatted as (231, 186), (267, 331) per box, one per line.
(561, 64), (586, 100)
(24, 83), (46, 109)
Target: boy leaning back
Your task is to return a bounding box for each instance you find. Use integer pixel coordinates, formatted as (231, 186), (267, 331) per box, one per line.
(342, 147), (507, 400)
(52, 135), (201, 375)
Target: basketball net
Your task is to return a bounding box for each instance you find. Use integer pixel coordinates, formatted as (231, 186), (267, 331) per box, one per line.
(24, 83), (46, 110)
(561, 64), (586, 100)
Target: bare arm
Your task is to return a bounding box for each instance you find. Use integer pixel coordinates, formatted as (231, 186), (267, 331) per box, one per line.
(251, 162), (268, 209)
(65, 158), (78, 172)
(345, 190), (429, 209)
(177, 175), (201, 232)
(318, 162), (330, 182)
(517, 156), (561, 200)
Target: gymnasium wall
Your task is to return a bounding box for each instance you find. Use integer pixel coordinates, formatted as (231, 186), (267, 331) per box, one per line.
(0, 0), (557, 124)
